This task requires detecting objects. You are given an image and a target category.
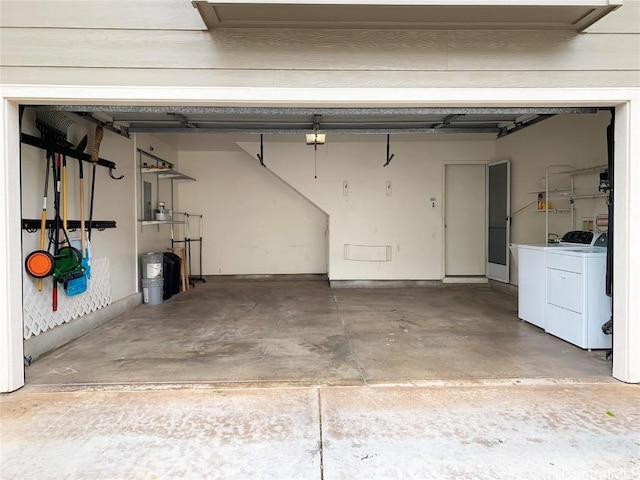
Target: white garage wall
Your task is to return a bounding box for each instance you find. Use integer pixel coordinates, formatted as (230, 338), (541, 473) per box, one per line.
(497, 112), (612, 285)
(237, 136), (495, 280)
(177, 149), (328, 275)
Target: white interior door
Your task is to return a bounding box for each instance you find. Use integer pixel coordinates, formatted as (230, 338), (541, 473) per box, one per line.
(486, 160), (511, 283)
(444, 164), (486, 277)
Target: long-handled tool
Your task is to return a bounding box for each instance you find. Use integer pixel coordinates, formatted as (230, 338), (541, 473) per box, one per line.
(65, 135), (89, 296)
(25, 150), (55, 286)
(52, 154), (61, 311)
(79, 146), (87, 260)
(62, 153), (68, 238)
(88, 126), (103, 241)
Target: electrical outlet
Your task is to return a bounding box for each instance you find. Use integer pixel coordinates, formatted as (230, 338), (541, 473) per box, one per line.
(386, 181), (392, 196)
(343, 181), (349, 196)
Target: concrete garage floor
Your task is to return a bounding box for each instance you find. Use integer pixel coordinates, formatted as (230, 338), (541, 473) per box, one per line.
(4, 279), (638, 479)
(25, 278), (613, 386)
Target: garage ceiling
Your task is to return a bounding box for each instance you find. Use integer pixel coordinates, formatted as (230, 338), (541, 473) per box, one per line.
(33, 106), (600, 139)
(192, 1), (622, 32)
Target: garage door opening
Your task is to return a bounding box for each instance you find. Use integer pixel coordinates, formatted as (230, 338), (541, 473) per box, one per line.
(13, 104), (621, 388)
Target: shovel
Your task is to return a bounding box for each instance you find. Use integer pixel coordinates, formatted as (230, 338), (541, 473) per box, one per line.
(66, 135), (90, 296)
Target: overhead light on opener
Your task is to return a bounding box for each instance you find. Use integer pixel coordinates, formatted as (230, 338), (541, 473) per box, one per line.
(305, 133), (326, 145)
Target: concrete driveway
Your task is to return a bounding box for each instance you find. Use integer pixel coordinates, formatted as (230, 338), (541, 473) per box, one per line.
(2, 380), (638, 479)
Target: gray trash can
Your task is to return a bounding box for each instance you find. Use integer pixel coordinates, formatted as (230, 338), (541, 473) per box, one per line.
(140, 252), (164, 279)
(141, 277), (163, 305)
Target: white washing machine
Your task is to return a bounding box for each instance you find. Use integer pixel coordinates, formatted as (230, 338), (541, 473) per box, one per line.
(517, 231), (606, 329)
(545, 247), (611, 349)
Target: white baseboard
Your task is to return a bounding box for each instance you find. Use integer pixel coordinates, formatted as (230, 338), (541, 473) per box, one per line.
(442, 276), (489, 284)
(330, 280), (442, 288)
(24, 293), (141, 361)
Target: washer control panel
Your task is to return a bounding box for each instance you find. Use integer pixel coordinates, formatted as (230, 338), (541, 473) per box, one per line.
(561, 230), (595, 245)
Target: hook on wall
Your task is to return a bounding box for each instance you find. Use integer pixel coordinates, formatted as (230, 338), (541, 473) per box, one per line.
(109, 167), (124, 180)
(383, 134), (394, 167)
(256, 134), (266, 167)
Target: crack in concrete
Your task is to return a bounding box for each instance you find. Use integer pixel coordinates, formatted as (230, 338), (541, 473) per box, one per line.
(333, 294), (368, 386)
(317, 388), (325, 480)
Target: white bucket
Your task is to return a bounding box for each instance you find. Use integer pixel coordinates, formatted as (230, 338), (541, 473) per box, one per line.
(155, 211), (170, 221)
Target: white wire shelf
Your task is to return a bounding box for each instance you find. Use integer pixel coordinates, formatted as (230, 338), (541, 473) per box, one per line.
(569, 192), (608, 200)
(556, 165), (608, 176)
(139, 220), (187, 225)
(534, 208), (572, 213)
(528, 187), (573, 195)
(140, 167), (195, 182)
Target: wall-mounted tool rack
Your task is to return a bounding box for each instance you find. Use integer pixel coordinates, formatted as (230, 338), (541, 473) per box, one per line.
(21, 131), (121, 233)
(22, 219), (116, 232)
(21, 133), (124, 180)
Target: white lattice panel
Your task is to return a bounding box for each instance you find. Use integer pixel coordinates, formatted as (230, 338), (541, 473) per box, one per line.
(23, 257), (112, 339)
